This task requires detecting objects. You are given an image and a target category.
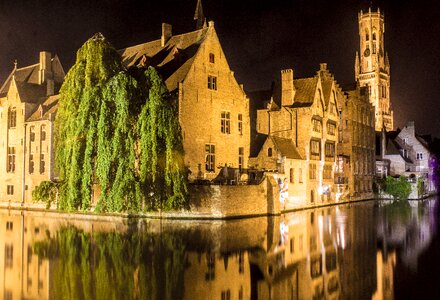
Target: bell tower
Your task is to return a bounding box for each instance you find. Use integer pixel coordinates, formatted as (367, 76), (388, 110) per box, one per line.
(355, 8), (393, 131)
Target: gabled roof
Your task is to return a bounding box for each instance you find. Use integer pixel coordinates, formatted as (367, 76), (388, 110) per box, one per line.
(26, 95), (59, 122)
(120, 27), (209, 92)
(270, 136), (302, 160)
(0, 64), (40, 97)
(292, 77), (318, 106)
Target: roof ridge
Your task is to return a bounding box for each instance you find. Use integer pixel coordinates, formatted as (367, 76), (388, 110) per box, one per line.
(16, 63), (39, 71)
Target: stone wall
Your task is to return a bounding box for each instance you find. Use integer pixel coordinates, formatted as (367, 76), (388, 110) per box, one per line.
(187, 175), (280, 218)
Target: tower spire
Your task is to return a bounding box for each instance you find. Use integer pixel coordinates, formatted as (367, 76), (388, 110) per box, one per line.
(194, 0), (206, 30)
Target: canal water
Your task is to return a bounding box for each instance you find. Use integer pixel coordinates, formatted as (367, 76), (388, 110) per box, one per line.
(0, 197), (439, 299)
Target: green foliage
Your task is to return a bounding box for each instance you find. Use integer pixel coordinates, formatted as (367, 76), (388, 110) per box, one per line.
(32, 181), (59, 209)
(417, 177), (425, 197)
(33, 226), (186, 300)
(54, 34), (187, 212)
(384, 176), (412, 200)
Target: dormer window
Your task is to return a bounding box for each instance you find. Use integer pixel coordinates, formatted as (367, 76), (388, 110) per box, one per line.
(209, 53), (215, 63)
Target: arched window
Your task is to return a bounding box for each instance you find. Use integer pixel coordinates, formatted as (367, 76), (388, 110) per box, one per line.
(268, 147), (273, 157)
(373, 32), (376, 40)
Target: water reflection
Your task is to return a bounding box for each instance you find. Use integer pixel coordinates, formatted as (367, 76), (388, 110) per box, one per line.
(0, 197), (438, 299)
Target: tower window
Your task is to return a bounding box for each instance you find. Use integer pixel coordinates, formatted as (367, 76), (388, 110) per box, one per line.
(209, 53), (215, 63)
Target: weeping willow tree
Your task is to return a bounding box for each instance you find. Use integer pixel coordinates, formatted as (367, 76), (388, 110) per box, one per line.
(54, 33), (187, 212)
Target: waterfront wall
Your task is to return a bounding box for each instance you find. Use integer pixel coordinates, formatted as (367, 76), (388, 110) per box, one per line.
(187, 175), (280, 218)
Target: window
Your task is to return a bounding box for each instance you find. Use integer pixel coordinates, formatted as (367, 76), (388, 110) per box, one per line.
(310, 257), (322, 278)
(221, 290), (231, 300)
(299, 168), (303, 183)
(238, 147), (244, 170)
(238, 251), (244, 273)
(268, 147), (273, 157)
(6, 221), (13, 231)
(327, 122), (336, 136)
(309, 164), (317, 180)
(209, 53), (215, 63)
(221, 111), (230, 134)
(7, 185), (14, 195)
(238, 113), (243, 135)
(290, 168), (294, 183)
(41, 125), (46, 141)
(403, 138), (408, 145)
(323, 165), (333, 179)
(325, 142), (335, 158)
(310, 140), (320, 157)
(8, 107), (16, 128)
(205, 253), (215, 281)
(330, 101), (336, 115)
(5, 244), (13, 269)
(208, 75), (217, 90)
(312, 118), (322, 133)
(205, 144), (215, 172)
(417, 152), (424, 160)
(30, 126), (35, 142)
(40, 154), (45, 174)
(7, 147), (15, 173)
(29, 154), (34, 174)
(373, 32), (377, 40)
(373, 42), (377, 54)
(366, 33), (369, 41)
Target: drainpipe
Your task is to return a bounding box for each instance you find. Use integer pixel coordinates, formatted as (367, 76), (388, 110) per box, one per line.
(22, 123), (27, 205)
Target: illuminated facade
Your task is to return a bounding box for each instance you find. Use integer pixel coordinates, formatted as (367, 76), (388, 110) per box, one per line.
(355, 8), (393, 131)
(0, 52), (65, 205)
(250, 64), (341, 205)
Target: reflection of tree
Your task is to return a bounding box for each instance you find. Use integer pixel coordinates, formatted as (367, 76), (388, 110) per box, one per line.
(33, 226), (186, 300)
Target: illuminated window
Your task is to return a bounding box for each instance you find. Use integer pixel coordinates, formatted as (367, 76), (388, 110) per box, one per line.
(221, 111), (230, 134)
(312, 118), (322, 132)
(8, 107), (16, 128)
(205, 144), (215, 172)
(238, 113), (243, 135)
(325, 142), (335, 158)
(7, 147), (15, 173)
(310, 140), (320, 157)
(208, 75), (217, 90)
(209, 53), (215, 63)
(327, 122), (336, 135)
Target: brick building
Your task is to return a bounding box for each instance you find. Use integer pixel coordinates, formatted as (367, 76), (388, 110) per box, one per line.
(0, 52), (65, 204)
(120, 20), (250, 182)
(336, 84), (376, 200)
(249, 64), (341, 206)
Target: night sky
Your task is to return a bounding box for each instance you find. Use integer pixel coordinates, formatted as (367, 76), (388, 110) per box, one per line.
(0, 0), (439, 135)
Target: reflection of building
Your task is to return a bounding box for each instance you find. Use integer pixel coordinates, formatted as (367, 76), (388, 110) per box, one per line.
(0, 212), (52, 300)
(0, 53), (65, 204)
(355, 8), (393, 131)
(184, 251), (250, 300)
(372, 249), (396, 300)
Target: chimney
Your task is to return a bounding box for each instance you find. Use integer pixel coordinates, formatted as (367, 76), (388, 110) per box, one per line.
(406, 121), (415, 136)
(281, 69), (294, 106)
(161, 23), (172, 47)
(39, 51), (52, 85)
(47, 79), (54, 96)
